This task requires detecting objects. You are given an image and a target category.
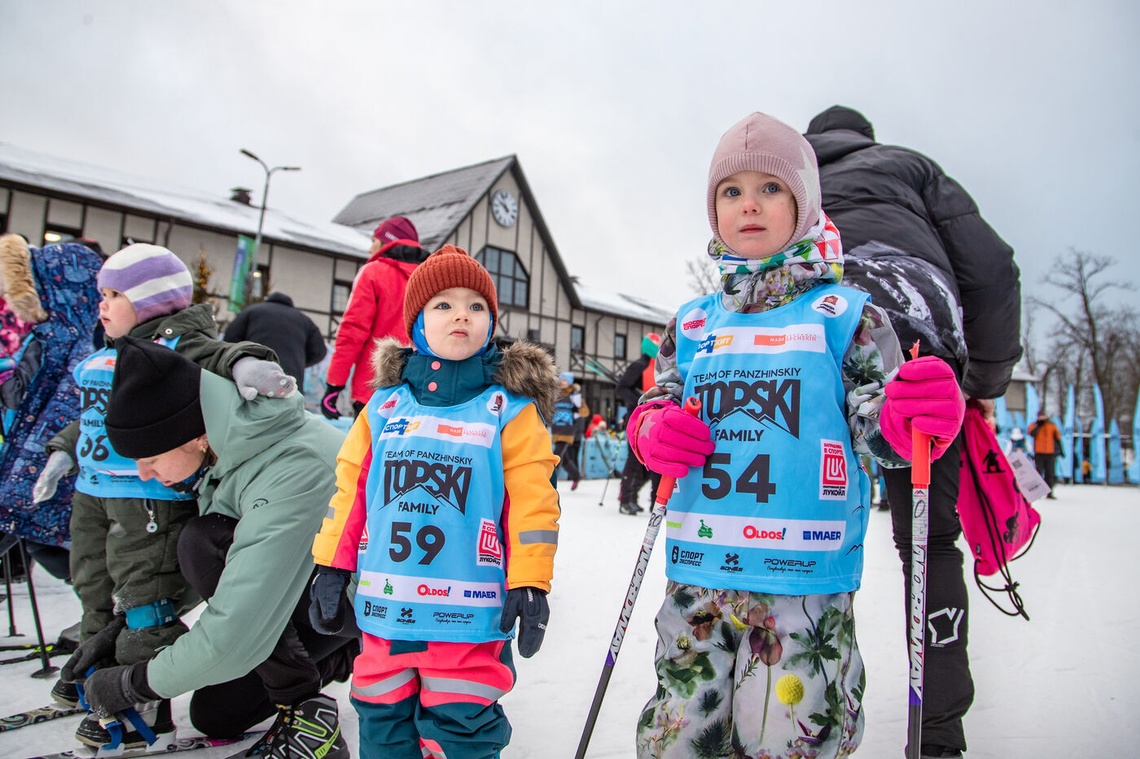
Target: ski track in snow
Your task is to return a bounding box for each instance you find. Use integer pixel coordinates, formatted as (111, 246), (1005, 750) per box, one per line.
(1, 480), (1136, 757)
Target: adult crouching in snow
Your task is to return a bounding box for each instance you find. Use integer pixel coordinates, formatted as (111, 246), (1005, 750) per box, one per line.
(70, 335), (359, 758)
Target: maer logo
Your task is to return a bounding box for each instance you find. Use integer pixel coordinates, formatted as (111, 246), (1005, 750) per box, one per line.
(383, 458), (473, 513)
(802, 530), (843, 541)
(464, 589), (498, 600)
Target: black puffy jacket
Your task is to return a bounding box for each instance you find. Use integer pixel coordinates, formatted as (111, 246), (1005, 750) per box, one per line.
(805, 106), (1022, 398)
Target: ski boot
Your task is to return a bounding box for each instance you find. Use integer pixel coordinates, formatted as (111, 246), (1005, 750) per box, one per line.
(240, 693), (348, 759)
(921, 746), (964, 759)
(51, 678), (80, 708)
(75, 698), (174, 749)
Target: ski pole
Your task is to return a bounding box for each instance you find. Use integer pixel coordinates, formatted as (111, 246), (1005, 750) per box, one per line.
(575, 397), (700, 759)
(597, 436), (615, 506)
(905, 359), (934, 759)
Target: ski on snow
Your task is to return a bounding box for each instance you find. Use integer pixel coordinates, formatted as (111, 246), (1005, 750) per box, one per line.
(25, 731), (261, 759)
(0, 645), (75, 666)
(0, 703), (84, 733)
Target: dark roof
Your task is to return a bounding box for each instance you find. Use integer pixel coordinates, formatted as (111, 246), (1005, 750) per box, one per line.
(333, 155), (582, 309)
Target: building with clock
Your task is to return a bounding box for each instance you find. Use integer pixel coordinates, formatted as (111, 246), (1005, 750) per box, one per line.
(0, 145), (673, 423)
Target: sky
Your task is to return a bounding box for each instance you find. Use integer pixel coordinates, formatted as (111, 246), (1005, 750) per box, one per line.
(2, 1), (1138, 325)
(2, 477), (1137, 757)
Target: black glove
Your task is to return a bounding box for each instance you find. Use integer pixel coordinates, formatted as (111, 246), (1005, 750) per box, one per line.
(499, 587), (549, 658)
(309, 565), (353, 635)
(60, 616), (127, 683)
(321, 384), (345, 420)
(81, 662), (159, 720)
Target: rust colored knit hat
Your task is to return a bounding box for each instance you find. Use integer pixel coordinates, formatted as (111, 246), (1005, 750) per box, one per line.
(403, 244), (498, 336)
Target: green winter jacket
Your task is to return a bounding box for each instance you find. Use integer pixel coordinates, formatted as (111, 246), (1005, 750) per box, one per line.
(145, 371), (345, 698)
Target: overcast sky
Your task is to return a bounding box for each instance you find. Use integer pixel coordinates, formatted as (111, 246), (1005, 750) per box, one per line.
(3, 1), (1137, 335)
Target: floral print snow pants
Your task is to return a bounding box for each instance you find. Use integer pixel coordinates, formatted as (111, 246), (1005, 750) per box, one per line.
(636, 583), (864, 759)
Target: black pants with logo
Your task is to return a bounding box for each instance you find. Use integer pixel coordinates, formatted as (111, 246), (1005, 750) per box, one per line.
(177, 513), (360, 738)
(883, 434), (973, 754)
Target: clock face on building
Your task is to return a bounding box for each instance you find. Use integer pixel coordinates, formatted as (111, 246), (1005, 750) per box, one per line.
(491, 188), (519, 227)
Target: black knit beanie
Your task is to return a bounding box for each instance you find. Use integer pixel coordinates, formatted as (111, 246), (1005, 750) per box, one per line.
(106, 335), (206, 459)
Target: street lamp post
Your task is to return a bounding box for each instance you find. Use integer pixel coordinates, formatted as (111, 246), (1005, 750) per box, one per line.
(239, 148), (300, 304)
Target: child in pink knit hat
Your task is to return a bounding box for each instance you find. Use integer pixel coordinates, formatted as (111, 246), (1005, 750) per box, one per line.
(625, 112), (965, 758)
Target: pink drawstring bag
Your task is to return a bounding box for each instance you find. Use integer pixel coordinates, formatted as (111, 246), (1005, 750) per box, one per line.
(958, 404), (1042, 619)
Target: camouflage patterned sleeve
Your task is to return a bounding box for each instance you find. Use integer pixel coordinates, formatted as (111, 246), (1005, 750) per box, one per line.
(844, 302), (909, 468)
(637, 314), (683, 406)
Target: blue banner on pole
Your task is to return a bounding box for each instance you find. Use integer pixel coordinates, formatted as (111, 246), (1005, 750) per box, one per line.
(1090, 385), (1106, 483)
(1108, 419), (1124, 485)
(1130, 387), (1140, 485)
(1060, 384), (1075, 483)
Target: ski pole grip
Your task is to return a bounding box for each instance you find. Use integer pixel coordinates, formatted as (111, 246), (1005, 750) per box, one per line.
(911, 428), (932, 487)
(905, 339), (933, 487)
(653, 397), (702, 506)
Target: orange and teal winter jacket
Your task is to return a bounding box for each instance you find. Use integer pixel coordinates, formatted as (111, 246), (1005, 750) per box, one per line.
(313, 337), (561, 641)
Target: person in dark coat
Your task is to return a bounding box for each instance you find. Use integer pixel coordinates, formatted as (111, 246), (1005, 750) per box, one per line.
(615, 334), (661, 515)
(224, 292), (327, 393)
(806, 105), (1022, 759)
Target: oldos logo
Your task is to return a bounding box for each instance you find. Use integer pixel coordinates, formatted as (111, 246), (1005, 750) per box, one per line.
(383, 458), (473, 513)
(693, 378), (801, 437)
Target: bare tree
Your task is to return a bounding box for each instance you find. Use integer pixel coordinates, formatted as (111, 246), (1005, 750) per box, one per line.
(1031, 249), (1138, 423)
(686, 256), (719, 296)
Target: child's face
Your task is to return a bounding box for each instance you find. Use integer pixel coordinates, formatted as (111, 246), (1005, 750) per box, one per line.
(135, 437), (207, 486)
(99, 287), (139, 338)
(715, 170), (797, 259)
(422, 287), (491, 361)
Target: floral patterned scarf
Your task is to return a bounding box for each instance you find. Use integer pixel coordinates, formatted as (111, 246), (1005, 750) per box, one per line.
(708, 213), (844, 314)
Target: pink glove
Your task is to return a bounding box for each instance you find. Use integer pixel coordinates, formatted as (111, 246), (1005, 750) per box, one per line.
(880, 355), (965, 462)
(628, 401), (715, 479)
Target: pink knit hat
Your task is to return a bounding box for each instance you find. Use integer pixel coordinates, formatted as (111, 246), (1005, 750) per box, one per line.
(707, 112), (821, 249)
(372, 216), (418, 244)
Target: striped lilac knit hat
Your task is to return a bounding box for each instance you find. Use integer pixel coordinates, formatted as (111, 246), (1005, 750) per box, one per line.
(97, 244), (193, 323)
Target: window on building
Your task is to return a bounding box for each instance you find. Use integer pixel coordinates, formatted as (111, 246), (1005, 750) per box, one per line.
(250, 263), (270, 300)
(475, 246), (529, 309)
(43, 225), (82, 245)
(332, 280), (352, 315)
(45, 199), (84, 245)
(615, 333), (627, 359)
(571, 325), (585, 353)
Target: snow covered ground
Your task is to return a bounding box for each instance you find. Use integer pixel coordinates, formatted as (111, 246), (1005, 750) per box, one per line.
(1, 479), (1137, 758)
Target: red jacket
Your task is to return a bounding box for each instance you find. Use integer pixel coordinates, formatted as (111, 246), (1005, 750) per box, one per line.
(327, 241), (426, 405)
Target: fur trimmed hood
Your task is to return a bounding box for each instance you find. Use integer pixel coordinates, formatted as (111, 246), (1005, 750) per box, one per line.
(369, 336), (561, 421)
(0, 234), (48, 324)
